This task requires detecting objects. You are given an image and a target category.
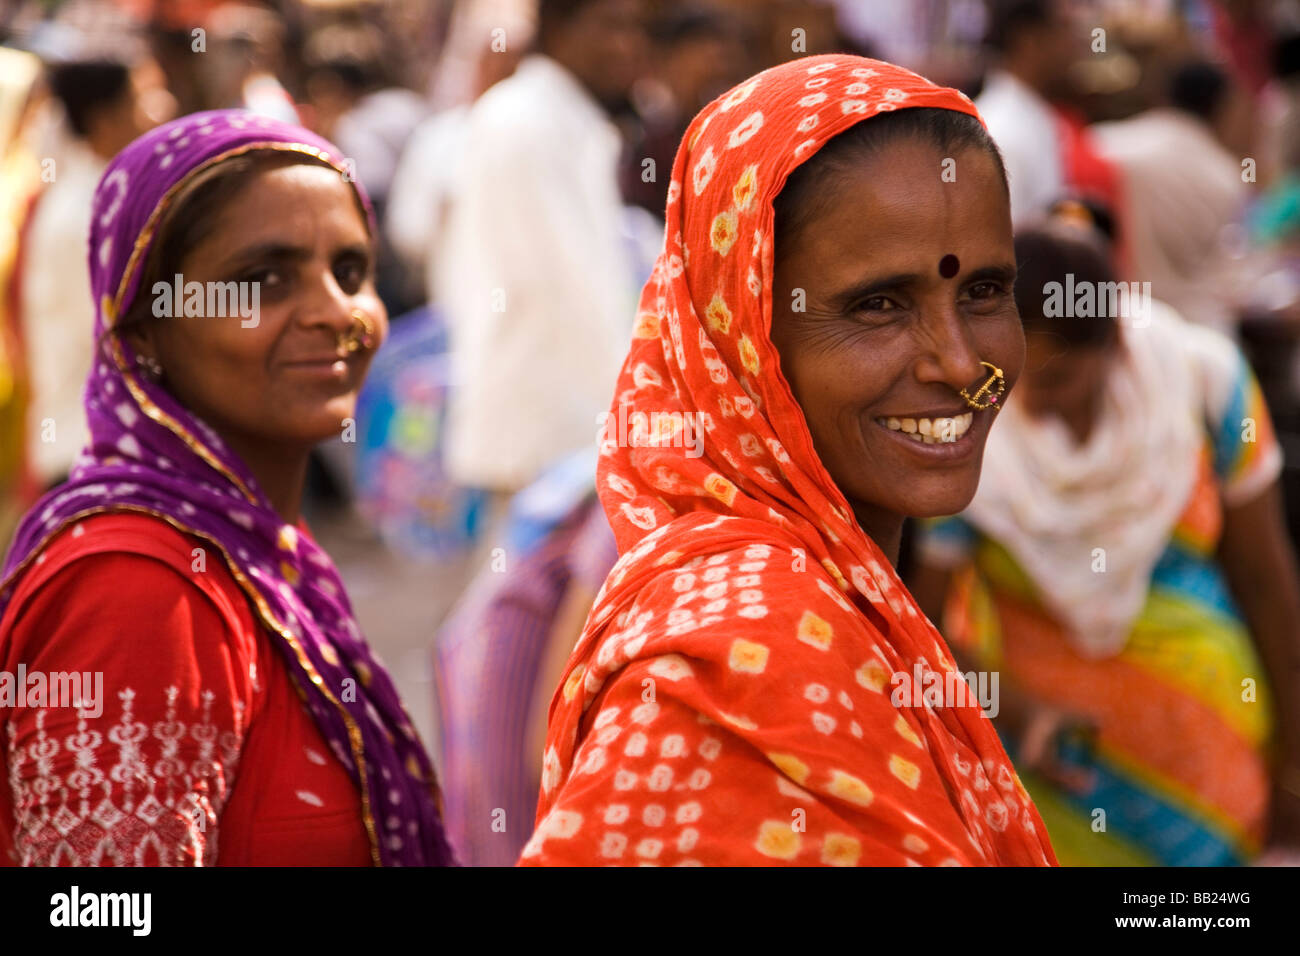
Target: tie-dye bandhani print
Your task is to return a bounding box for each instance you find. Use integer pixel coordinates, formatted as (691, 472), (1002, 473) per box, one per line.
(521, 55), (1058, 867)
(0, 110), (454, 866)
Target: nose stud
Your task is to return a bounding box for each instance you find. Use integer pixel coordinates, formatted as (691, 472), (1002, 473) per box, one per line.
(958, 361), (1005, 411)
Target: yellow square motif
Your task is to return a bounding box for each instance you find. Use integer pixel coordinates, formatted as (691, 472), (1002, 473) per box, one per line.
(729, 639), (769, 674)
(821, 833), (861, 866)
(755, 820), (801, 860)
(855, 659), (888, 693)
(890, 754), (921, 790)
(828, 769), (874, 807)
(562, 663), (586, 702)
(767, 752), (809, 784)
(796, 610), (833, 650)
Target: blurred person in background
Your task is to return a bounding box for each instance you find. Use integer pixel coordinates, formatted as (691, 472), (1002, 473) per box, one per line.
(301, 21), (425, 222)
(434, 449), (617, 866)
(620, 1), (750, 219)
(21, 52), (175, 492)
(197, 2), (299, 121)
(436, 0), (649, 512)
(301, 20), (427, 317)
(976, 0), (1085, 226)
(0, 47), (44, 546)
(1090, 59), (1261, 336)
(0, 111), (454, 866)
(911, 217), (1300, 866)
(386, 0), (532, 310)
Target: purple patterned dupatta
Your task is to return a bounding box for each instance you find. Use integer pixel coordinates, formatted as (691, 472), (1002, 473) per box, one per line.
(0, 110), (455, 866)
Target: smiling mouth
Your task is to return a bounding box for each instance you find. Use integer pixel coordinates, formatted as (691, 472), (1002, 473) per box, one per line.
(874, 411), (974, 444)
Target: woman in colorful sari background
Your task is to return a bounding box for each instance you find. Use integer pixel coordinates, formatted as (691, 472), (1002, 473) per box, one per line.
(911, 216), (1300, 866)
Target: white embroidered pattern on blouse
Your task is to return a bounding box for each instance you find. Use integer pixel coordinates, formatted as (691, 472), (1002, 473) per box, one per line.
(5, 686), (244, 866)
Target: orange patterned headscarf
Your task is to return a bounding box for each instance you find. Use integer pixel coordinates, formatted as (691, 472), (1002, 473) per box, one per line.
(521, 54), (1057, 866)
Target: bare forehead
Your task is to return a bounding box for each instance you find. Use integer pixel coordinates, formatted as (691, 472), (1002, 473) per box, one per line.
(235, 161), (360, 207)
(840, 139), (1003, 211)
(797, 144), (1005, 248)
(214, 163), (369, 240)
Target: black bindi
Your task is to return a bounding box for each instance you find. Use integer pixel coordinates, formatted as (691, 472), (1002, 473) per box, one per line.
(938, 254), (960, 279)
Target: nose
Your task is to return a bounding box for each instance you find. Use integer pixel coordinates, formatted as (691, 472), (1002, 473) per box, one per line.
(912, 303), (987, 395)
(298, 266), (358, 344)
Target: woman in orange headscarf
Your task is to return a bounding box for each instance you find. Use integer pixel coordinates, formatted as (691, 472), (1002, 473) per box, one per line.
(520, 54), (1056, 866)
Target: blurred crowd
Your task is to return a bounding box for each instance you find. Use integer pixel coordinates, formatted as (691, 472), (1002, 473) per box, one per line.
(2, 0), (1300, 867)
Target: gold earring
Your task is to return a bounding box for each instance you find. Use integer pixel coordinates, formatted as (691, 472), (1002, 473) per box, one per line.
(958, 361), (1006, 410)
(135, 352), (163, 381)
(340, 310), (376, 354)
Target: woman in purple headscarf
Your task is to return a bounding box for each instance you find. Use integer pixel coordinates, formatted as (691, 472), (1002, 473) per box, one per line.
(0, 110), (455, 866)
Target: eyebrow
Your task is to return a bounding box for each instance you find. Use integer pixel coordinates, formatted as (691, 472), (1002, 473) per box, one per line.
(829, 262), (1018, 309)
(215, 240), (370, 271)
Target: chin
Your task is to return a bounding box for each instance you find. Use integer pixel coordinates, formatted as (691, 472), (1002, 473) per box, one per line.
(896, 473), (981, 519)
(319, 397), (359, 429)
(280, 409), (358, 446)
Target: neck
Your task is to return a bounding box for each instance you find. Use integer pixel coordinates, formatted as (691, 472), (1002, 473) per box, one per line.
(218, 432), (310, 525)
(850, 504), (904, 568)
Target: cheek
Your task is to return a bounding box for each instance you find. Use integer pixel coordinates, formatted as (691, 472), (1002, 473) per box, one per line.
(159, 316), (282, 404)
(786, 338), (895, 456)
(980, 316), (1026, 389)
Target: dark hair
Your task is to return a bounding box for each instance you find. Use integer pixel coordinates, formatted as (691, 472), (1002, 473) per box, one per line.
(537, 0), (601, 44)
(650, 4), (733, 47)
(48, 60), (131, 137)
(773, 107), (1008, 257)
(1013, 225), (1119, 347)
(303, 24), (387, 94)
(1275, 31), (1300, 80)
(108, 151), (354, 350)
(1169, 60), (1229, 121)
(984, 0), (1052, 53)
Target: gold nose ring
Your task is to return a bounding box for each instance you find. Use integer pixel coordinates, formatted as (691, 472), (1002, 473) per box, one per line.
(958, 361), (1006, 410)
(339, 310), (376, 354)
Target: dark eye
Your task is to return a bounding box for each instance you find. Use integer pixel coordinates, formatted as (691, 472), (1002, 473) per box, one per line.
(967, 281), (1005, 300)
(856, 295), (898, 313)
(242, 267), (287, 297)
(963, 280), (1012, 314)
(333, 254), (369, 294)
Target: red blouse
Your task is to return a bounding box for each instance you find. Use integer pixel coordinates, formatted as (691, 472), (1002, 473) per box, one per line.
(0, 513), (373, 866)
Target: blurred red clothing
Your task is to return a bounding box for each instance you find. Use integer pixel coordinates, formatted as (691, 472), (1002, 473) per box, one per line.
(0, 513), (371, 866)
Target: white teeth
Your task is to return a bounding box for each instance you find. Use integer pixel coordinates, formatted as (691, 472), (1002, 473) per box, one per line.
(879, 412), (974, 443)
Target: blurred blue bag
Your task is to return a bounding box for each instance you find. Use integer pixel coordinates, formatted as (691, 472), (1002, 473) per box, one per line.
(355, 305), (486, 558)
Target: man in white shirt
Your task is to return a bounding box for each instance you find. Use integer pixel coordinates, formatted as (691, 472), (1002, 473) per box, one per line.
(22, 55), (173, 487)
(435, 0), (649, 495)
(975, 0), (1079, 227)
